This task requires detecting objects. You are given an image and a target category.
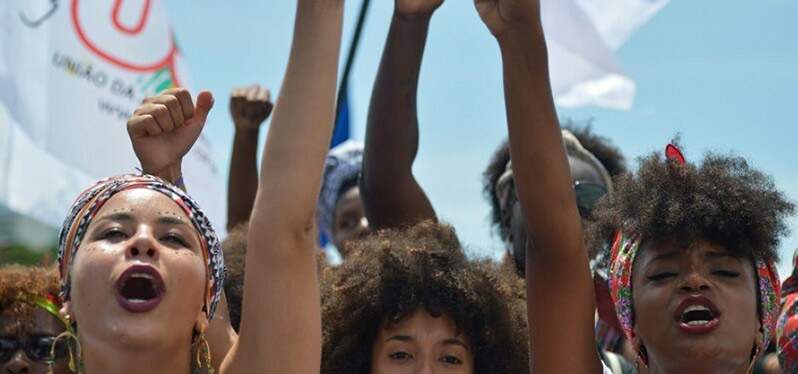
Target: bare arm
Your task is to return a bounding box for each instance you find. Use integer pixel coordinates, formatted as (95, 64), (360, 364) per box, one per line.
(360, 0), (442, 230)
(127, 89), (238, 371)
(227, 85), (274, 231)
(477, 1), (601, 372)
(222, 2), (344, 373)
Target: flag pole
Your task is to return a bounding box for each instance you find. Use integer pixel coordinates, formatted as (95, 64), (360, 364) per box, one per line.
(334, 0), (372, 126)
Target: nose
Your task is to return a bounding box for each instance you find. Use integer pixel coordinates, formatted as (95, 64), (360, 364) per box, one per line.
(126, 229), (159, 260)
(5, 351), (30, 373)
(417, 360), (435, 374)
(354, 217), (369, 239)
(679, 270), (710, 293)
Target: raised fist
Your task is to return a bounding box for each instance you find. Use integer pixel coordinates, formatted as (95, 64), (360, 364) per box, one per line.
(475, 0), (540, 37)
(229, 85), (273, 130)
(395, 0), (444, 18)
(127, 88), (214, 177)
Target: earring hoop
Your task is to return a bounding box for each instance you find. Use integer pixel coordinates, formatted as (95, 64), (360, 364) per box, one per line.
(194, 331), (214, 374)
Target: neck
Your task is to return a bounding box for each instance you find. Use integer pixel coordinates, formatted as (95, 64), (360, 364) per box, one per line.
(79, 332), (193, 374)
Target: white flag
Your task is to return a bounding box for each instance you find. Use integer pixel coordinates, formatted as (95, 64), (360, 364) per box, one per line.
(543, 0), (669, 109)
(0, 0), (225, 235)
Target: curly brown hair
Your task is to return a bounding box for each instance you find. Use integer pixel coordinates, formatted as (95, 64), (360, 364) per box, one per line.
(320, 221), (529, 374)
(586, 148), (795, 268)
(221, 224), (248, 332)
(0, 265), (60, 323)
(223, 222), (329, 332)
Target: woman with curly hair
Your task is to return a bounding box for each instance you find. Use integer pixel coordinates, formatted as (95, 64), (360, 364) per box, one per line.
(321, 221), (528, 374)
(482, 0), (795, 372)
(0, 265), (70, 374)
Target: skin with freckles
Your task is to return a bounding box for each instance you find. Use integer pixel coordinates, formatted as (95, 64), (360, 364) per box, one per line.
(332, 186), (369, 256)
(631, 239), (759, 374)
(371, 309), (474, 374)
(64, 188), (208, 373)
(0, 308), (69, 374)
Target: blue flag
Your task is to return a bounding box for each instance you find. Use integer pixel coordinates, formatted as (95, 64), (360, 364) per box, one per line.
(331, 92), (351, 148)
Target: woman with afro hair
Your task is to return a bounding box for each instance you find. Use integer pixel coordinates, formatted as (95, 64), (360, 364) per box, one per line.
(320, 221), (528, 374)
(0, 265), (71, 374)
(482, 0), (795, 372)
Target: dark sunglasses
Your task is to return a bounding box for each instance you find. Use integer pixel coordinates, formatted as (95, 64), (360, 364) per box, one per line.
(0, 336), (67, 364)
(574, 181), (608, 218)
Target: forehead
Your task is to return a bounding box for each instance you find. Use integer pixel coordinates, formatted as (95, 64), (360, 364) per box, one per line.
(335, 186), (363, 213)
(635, 239), (751, 269)
(95, 188), (190, 222)
(382, 309), (460, 338)
(568, 156), (605, 187)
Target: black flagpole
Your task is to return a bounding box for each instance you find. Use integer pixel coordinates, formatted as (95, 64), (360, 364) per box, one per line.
(334, 0), (372, 125)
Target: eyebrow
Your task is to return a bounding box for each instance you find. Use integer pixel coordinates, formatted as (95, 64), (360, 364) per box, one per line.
(94, 212), (135, 224)
(441, 338), (471, 351)
(650, 251), (680, 262)
(384, 336), (470, 351)
(157, 216), (188, 226)
(385, 335), (414, 343)
(705, 251), (742, 261)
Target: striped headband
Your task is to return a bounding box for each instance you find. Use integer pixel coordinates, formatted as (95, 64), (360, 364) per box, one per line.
(777, 251), (798, 371)
(608, 145), (781, 354)
(608, 231), (781, 352)
(57, 174), (225, 318)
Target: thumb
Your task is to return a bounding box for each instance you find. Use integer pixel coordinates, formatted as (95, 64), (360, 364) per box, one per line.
(191, 90), (215, 126)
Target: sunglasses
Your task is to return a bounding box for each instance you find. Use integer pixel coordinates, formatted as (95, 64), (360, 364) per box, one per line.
(497, 176), (608, 218)
(0, 336), (68, 364)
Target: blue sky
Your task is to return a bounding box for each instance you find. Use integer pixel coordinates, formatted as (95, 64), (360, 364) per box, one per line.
(165, 0), (798, 273)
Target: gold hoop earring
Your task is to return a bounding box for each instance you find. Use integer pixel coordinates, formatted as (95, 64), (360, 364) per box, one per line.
(48, 317), (82, 374)
(194, 331), (214, 374)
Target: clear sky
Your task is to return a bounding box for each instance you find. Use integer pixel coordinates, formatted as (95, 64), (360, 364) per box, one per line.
(164, 0), (798, 274)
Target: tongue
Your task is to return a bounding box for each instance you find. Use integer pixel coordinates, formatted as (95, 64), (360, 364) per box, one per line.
(121, 277), (157, 301)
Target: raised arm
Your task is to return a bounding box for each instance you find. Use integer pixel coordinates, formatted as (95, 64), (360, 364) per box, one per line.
(227, 84), (274, 231)
(127, 89), (237, 372)
(223, 2), (344, 373)
(476, 1), (601, 372)
(359, 0), (442, 229)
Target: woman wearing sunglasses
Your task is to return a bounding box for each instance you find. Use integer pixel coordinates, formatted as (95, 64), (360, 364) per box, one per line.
(489, 129), (618, 276)
(487, 0), (795, 371)
(0, 265), (70, 374)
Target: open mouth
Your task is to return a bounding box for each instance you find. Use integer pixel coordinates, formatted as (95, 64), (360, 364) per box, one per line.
(115, 265), (165, 313)
(674, 295), (721, 334)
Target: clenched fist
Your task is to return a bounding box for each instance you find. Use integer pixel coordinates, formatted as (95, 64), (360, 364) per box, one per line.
(475, 0), (541, 37)
(230, 85), (273, 130)
(127, 88), (214, 180)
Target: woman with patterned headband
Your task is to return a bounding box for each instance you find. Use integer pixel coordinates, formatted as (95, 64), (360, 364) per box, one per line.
(481, 0), (795, 373)
(52, 1), (346, 373)
(0, 265), (70, 374)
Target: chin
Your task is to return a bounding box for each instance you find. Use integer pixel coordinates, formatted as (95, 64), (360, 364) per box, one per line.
(92, 307), (192, 350)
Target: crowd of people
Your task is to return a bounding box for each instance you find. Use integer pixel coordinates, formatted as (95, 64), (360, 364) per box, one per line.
(2, 0), (797, 373)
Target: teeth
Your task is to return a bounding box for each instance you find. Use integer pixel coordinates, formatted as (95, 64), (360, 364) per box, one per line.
(683, 305), (710, 314)
(131, 273), (154, 280)
(686, 320), (710, 326)
(128, 299), (147, 303)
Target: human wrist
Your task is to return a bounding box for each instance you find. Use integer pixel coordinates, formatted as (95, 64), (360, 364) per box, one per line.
(143, 161), (183, 186)
(233, 124), (262, 136)
(393, 9), (434, 25)
(497, 23), (547, 56)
